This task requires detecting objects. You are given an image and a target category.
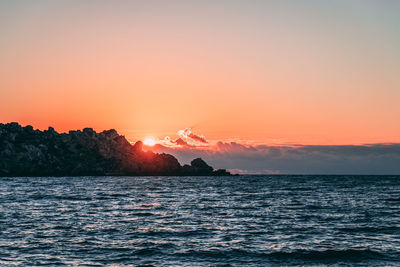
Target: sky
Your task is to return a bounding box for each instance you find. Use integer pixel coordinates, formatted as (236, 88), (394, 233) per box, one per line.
(1, 1), (399, 173)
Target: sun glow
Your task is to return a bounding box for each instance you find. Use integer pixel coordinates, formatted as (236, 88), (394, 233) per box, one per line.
(143, 137), (156, 146)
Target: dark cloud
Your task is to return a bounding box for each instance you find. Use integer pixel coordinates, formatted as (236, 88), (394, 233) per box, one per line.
(178, 128), (208, 144)
(174, 138), (190, 146)
(188, 133), (208, 143)
(151, 142), (400, 174)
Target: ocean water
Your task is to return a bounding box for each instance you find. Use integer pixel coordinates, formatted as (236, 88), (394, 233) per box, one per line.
(1, 175), (400, 266)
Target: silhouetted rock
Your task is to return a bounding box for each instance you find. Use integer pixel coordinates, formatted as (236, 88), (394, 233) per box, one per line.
(0, 122), (231, 176)
(191, 158), (213, 172)
(178, 158), (228, 176)
(132, 140), (143, 152)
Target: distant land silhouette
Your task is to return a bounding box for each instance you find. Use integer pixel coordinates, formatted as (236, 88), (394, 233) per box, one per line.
(0, 122), (231, 176)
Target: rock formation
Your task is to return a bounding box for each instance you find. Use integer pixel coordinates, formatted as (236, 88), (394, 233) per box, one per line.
(0, 122), (231, 176)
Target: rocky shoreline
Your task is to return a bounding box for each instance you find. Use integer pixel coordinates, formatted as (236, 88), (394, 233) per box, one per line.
(0, 123), (231, 176)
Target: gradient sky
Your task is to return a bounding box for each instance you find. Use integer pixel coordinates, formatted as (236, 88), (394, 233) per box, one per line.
(1, 0), (399, 145)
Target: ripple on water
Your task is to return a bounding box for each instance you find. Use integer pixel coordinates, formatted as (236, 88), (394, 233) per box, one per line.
(0, 175), (400, 266)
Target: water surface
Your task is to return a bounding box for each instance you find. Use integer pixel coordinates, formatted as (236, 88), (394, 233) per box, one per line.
(1, 175), (400, 266)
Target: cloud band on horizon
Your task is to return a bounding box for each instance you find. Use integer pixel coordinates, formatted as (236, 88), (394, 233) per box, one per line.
(150, 133), (400, 174)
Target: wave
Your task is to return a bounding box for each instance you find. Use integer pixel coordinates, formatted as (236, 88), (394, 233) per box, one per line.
(268, 249), (385, 261)
(338, 225), (400, 234)
(177, 248), (387, 262)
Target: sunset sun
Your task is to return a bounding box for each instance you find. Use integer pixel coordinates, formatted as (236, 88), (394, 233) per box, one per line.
(143, 137), (156, 146)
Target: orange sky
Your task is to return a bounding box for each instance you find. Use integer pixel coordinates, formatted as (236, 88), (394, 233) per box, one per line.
(1, 1), (399, 145)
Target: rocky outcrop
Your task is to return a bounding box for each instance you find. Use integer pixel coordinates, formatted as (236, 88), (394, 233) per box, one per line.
(0, 122), (231, 176)
(182, 158), (231, 176)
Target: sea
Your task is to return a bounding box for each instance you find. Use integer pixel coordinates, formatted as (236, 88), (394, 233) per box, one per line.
(1, 175), (400, 266)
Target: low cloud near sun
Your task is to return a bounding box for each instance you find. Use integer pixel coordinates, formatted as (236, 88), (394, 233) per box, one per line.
(160, 128), (209, 148)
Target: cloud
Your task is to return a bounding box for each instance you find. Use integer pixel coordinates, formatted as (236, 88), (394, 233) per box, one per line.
(150, 142), (400, 174)
(160, 128), (208, 148)
(174, 138), (189, 146)
(160, 136), (190, 147)
(178, 128), (208, 144)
